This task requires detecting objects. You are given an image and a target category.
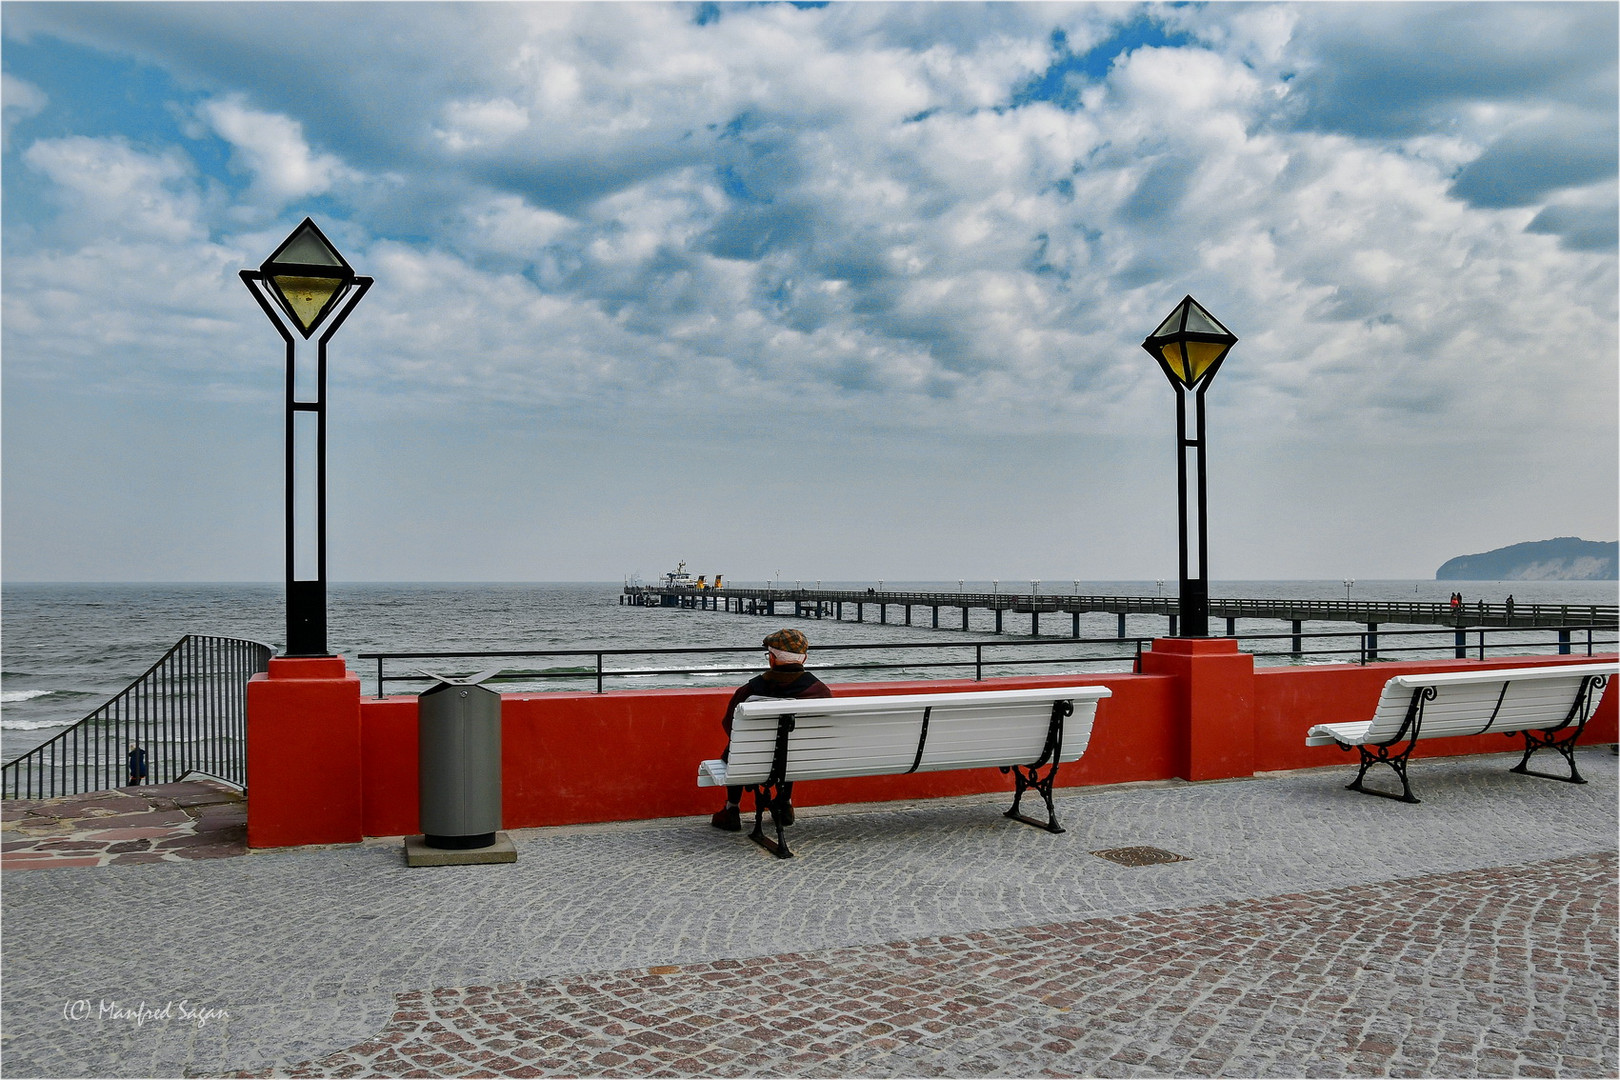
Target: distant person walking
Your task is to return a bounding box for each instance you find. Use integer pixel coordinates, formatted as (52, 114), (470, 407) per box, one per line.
(711, 628), (832, 832)
(126, 743), (148, 788)
(1505, 595), (1515, 618)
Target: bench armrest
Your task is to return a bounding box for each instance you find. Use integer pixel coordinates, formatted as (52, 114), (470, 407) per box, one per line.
(697, 759), (729, 787)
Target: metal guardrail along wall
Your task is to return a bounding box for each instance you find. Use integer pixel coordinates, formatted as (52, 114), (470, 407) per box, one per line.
(1, 635), (273, 801)
(360, 625), (1616, 698)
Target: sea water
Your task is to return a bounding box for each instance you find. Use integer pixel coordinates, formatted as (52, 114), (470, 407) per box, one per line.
(3, 579), (1615, 762)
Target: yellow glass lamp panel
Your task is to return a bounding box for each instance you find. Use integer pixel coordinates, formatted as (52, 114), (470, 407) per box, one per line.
(271, 275), (343, 332)
(1182, 340), (1227, 383)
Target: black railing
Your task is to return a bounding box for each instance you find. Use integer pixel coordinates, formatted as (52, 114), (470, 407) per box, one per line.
(1, 635), (274, 801)
(360, 637), (1156, 697)
(358, 624), (1615, 697)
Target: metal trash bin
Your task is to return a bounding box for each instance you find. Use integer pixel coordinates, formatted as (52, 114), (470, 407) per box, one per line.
(418, 668), (502, 849)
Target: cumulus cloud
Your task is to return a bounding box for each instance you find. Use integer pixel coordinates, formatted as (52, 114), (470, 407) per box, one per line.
(198, 95), (358, 209)
(4, 0), (1615, 443)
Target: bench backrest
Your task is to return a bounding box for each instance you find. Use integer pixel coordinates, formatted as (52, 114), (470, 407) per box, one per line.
(1362, 663), (1615, 743)
(722, 685), (1112, 787)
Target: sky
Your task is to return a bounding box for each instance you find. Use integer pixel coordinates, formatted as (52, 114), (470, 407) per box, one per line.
(2, 1), (1616, 585)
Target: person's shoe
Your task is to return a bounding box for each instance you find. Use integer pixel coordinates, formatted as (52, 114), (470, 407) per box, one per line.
(710, 806), (741, 832)
(772, 800), (795, 826)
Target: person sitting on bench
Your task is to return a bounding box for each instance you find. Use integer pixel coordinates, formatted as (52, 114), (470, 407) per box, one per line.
(711, 628), (832, 832)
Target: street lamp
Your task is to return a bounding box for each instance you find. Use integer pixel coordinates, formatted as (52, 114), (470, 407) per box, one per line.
(241, 218), (372, 656)
(1032, 579), (1040, 595)
(1344, 578), (1355, 602)
(1142, 295), (1238, 637)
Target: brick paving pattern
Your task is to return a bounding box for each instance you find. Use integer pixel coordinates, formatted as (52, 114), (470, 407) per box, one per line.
(1, 779), (246, 869)
(255, 853), (1617, 1079)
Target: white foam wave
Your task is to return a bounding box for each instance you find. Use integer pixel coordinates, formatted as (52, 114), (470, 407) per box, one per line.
(1, 689), (56, 704)
(0, 717), (72, 731)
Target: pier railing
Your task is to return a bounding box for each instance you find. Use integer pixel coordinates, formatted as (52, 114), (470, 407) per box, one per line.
(359, 624), (1614, 697)
(625, 585), (1619, 629)
(1, 635), (274, 801)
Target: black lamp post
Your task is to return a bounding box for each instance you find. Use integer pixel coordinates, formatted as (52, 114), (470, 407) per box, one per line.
(1141, 295), (1238, 638)
(241, 218), (372, 656)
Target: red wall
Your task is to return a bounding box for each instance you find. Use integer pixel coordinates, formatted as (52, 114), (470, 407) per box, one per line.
(358, 672), (1176, 838)
(248, 646), (1616, 847)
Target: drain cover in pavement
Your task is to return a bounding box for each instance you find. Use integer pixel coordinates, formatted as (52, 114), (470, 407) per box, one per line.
(1091, 846), (1189, 866)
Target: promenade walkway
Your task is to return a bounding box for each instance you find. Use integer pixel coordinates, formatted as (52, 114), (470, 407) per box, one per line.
(2, 750), (1615, 1078)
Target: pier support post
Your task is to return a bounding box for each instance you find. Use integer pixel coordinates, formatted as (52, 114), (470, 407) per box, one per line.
(1073, 612), (1080, 638)
(1455, 628), (1467, 659)
(1169, 614), (1178, 636)
(880, 603), (887, 624)
(1031, 611), (1039, 636)
(1366, 623), (1379, 661)
(933, 606), (939, 628)
(905, 604), (912, 626)
(1559, 629), (1572, 656)
(961, 607), (968, 631)
(995, 609), (1003, 634)
(856, 603), (863, 623)
(1118, 613), (1127, 638)
(1226, 617), (1236, 636)
(1292, 620), (1303, 657)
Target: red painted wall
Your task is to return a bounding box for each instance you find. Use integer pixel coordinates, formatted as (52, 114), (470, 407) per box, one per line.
(251, 648), (1616, 846)
(359, 672), (1175, 838)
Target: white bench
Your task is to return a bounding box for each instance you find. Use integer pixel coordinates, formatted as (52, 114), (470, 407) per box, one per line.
(1305, 663), (1614, 803)
(698, 685), (1111, 858)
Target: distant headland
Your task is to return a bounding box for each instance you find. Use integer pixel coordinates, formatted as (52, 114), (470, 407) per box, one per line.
(1436, 537), (1618, 581)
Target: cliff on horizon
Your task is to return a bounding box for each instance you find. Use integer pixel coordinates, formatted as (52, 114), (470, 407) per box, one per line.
(1436, 537), (1618, 581)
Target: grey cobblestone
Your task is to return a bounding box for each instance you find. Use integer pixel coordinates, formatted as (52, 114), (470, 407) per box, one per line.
(1, 750), (1615, 1076)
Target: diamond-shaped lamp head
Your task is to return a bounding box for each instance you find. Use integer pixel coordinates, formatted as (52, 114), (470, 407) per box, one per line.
(259, 218), (355, 338)
(1141, 295), (1238, 391)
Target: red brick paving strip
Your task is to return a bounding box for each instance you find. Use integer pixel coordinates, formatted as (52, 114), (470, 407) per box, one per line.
(240, 852), (1616, 1078)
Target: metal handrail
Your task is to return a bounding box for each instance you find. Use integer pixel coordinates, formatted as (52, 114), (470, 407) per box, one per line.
(358, 624), (1615, 697)
(360, 637), (1155, 697)
(1, 635), (274, 801)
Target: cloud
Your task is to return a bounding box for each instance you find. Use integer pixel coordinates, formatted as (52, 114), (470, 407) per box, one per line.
(198, 95), (358, 209)
(22, 135), (204, 242)
(2, 71), (46, 148)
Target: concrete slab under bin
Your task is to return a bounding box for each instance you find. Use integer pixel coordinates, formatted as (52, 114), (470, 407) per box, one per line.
(403, 832), (517, 867)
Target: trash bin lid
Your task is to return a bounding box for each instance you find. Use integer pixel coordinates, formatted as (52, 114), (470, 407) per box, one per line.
(416, 667), (504, 688)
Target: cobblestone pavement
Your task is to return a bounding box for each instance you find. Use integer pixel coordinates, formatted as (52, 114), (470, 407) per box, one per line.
(1, 780), (246, 869)
(2, 751), (1615, 1078)
(255, 853), (1618, 1079)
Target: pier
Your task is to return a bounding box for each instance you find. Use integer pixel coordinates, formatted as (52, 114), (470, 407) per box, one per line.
(623, 584), (1619, 643)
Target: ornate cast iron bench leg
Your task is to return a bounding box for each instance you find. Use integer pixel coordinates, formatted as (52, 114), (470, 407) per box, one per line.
(745, 781), (793, 859)
(1004, 760), (1066, 833)
(1510, 728), (1588, 784)
(1343, 739), (1421, 804)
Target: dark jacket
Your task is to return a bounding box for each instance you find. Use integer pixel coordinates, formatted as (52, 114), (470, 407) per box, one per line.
(721, 665), (831, 734)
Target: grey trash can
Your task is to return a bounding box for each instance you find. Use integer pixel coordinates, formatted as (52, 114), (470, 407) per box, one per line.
(418, 669), (502, 849)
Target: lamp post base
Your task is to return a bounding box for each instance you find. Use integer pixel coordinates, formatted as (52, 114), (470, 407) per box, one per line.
(1180, 576), (1210, 638)
(286, 579), (328, 657)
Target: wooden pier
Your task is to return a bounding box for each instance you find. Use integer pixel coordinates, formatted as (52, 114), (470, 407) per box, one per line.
(623, 584), (1617, 643)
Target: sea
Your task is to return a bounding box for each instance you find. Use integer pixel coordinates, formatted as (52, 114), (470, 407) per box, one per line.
(3, 578), (1615, 763)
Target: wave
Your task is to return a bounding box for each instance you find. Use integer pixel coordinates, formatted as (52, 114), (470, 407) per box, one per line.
(1, 689), (58, 704)
(0, 717), (73, 731)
